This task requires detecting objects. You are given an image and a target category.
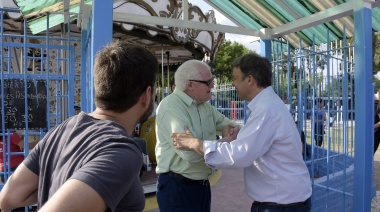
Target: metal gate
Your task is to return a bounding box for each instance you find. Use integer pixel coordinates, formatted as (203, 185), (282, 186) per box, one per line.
(212, 29), (373, 211)
(1, 8), (78, 185)
(271, 30), (373, 211)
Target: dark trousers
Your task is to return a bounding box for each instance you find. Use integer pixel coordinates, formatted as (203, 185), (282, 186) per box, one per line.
(251, 197), (311, 212)
(156, 173), (211, 212)
(374, 133), (380, 154)
(314, 123), (324, 147)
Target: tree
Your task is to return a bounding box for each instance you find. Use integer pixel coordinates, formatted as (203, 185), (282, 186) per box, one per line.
(374, 32), (380, 75)
(374, 77), (380, 93)
(323, 76), (341, 97)
(348, 32), (380, 75)
(212, 40), (254, 83)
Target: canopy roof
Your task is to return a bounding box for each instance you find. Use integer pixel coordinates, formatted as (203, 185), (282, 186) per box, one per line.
(1, 0), (225, 65)
(205, 0), (380, 48)
(3, 0), (380, 53)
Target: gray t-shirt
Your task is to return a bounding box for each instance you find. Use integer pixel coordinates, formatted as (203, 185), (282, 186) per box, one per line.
(24, 112), (144, 212)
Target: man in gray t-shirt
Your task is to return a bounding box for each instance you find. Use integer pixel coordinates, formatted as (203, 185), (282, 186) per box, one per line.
(0, 41), (158, 212)
(24, 113), (145, 211)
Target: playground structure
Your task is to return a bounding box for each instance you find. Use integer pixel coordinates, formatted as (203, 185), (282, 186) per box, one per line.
(1, 0), (380, 211)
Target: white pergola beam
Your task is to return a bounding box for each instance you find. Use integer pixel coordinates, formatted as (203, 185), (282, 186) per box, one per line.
(369, 0), (380, 8)
(182, 0), (188, 21)
(81, 4), (91, 30)
(271, 2), (354, 38)
(76, 0), (85, 27)
(113, 12), (262, 37)
(64, 0), (70, 23)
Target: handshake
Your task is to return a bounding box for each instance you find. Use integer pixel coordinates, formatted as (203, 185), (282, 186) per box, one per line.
(171, 125), (240, 155)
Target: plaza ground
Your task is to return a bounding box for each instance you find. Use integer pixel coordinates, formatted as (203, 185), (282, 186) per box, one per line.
(144, 146), (380, 212)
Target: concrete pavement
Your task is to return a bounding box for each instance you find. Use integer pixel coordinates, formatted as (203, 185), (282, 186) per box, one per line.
(144, 150), (380, 212)
(144, 167), (251, 212)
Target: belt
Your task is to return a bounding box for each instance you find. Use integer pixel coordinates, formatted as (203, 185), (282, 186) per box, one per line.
(161, 171), (209, 185)
(253, 197), (310, 207)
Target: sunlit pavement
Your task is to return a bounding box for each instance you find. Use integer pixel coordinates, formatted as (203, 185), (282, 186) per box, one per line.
(144, 168), (252, 211)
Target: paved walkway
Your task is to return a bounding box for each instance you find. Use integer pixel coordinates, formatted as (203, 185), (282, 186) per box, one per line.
(145, 150), (380, 212)
(144, 167), (251, 212)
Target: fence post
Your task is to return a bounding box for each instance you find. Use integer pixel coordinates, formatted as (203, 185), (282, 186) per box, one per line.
(230, 101), (237, 121)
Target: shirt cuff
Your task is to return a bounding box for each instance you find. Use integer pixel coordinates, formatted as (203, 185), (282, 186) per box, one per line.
(203, 140), (218, 169)
(203, 140), (218, 155)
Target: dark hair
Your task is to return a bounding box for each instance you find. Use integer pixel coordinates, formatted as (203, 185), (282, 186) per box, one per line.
(94, 41), (158, 112)
(232, 53), (272, 88)
(376, 103), (380, 114)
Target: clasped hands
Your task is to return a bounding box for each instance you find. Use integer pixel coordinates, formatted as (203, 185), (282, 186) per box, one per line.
(171, 125), (239, 153)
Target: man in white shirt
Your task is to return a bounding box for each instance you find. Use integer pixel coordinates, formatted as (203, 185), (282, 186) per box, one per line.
(172, 53), (312, 212)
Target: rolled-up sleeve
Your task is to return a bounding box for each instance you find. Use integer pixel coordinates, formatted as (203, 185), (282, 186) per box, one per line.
(203, 140), (218, 168)
(157, 110), (204, 163)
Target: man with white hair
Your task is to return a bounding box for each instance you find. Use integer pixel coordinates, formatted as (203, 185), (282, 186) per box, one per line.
(155, 60), (238, 212)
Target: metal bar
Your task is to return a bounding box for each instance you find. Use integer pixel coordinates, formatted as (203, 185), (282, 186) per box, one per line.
(68, 46), (75, 117)
(353, 1), (373, 211)
(64, 0), (70, 24)
(113, 12), (263, 37)
(80, 28), (88, 112)
(90, 0), (113, 111)
(271, 2), (354, 38)
(182, 0), (188, 21)
(77, 0), (85, 27)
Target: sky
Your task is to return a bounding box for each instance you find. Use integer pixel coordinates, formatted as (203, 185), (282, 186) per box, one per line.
(189, 0), (261, 53)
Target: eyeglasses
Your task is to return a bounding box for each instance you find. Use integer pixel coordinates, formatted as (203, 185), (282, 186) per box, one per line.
(189, 76), (215, 86)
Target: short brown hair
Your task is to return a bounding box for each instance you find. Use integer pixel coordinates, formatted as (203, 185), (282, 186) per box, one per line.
(232, 53), (272, 88)
(94, 41), (158, 112)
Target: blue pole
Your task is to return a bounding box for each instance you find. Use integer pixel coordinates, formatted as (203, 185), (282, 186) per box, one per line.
(80, 29), (88, 112)
(90, 0), (113, 111)
(353, 1), (373, 211)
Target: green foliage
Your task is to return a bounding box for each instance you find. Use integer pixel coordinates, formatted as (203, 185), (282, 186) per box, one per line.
(323, 76), (341, 97)
(212, 40), (254, 83)
(374, 77), (380, 92)
(348, 32), (380, 75)
(275, 76), (297, 99)
(374, 32), (380, 75)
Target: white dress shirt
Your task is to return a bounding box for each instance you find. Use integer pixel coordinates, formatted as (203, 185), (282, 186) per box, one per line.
(203, 87), (312, 204)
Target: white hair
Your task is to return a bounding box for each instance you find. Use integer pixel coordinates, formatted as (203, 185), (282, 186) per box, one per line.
(174, 60), (211, 91)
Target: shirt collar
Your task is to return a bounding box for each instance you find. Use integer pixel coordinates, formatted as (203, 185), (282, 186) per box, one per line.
(246, 86), (273, 113)
(173, 89), (196, 106)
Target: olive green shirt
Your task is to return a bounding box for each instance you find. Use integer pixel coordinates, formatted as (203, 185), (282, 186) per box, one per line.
(155, 89), (236, 180)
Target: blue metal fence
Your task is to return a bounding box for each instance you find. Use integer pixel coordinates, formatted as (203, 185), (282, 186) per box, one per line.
(0, 8), (78, 187)
(211, 29), (374, 211)
(271, 33), (375, 211)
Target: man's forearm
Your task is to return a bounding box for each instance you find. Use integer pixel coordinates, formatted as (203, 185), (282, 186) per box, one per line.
(0, 164), (39, 212)
(192, 138), (204, 155)
(172, 129), (205, 155)
(0, 189), (37, 212)
(22, 190), (38, 208)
